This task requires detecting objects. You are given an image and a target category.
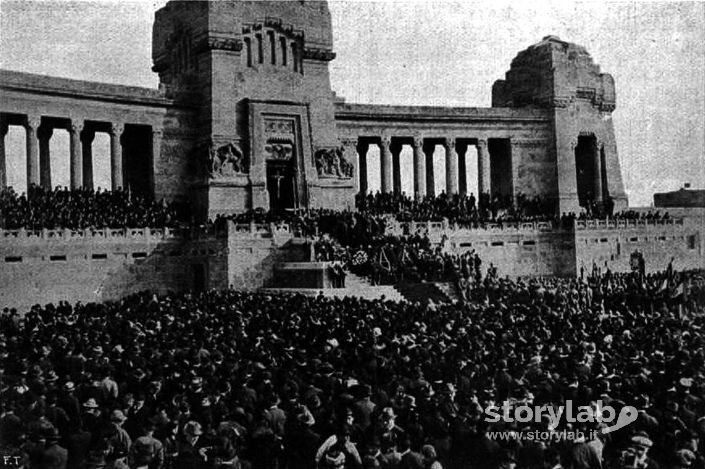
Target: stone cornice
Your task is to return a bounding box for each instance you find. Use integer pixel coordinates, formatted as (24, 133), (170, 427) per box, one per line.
(335, 103), (551, 124)
(302, 47), (336, 62)
(194, 36), (243, 54)
(0, 69), (181, 109)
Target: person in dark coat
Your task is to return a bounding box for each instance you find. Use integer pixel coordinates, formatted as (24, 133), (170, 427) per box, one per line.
(64, 422), (92, 469)
(41, 428), (68, 469)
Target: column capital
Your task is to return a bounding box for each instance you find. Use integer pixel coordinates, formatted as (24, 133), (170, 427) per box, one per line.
(110, 123), (125, 137)
(26, 115), (41, 131)
(340, 137), (358, 147)
(445, 137), (456, 149)
(413, 136), (424, 148)
(152, 127), (164, 138)
(380, 136), (392, 148)
(476, 138), (488, 149)
(569, 138), (578, 150)
(69, 120), (84, 134)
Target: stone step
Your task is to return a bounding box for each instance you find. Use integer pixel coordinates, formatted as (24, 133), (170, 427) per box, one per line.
(260, 285), (405, 302)
(433, 281), (461, 303)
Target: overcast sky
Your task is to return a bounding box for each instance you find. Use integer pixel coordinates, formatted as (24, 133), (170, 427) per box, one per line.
(1, 0), (703, 206)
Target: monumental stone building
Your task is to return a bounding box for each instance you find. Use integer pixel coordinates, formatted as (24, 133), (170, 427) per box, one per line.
(1, 0), (628, 219)
(0, 1), (701, 310)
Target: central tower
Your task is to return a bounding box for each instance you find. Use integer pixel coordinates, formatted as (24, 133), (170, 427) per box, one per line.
(153, 0), (355, 218)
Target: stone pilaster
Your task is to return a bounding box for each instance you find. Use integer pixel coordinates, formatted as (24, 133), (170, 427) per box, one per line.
(424, 142), (435, 196)
(151, 128), (163, 197)
(81, 129), (95, 190)
(477, 139), (490, 195)
(380, 136), (392, 193)
(69, 120), (84, 189)
(38, 126), (53, 189)
(110, 123), (124, 190)
(457, 142), (468, 194)
(356, 140), (368, 194)
(25, 115), (41, 188)
(445, 137), (458, 195)
(391, 142), (402, 194)
(412, 136), (426, 198)
(594, 139), (603, 203)
(0, 120), (6, 189)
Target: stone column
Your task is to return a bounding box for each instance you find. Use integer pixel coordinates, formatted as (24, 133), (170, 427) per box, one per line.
(445, 137), (458, 195)
(412, 136), (426, 198)
(457, 141), (468, 194)
(593, 140), (603, 203)
(81, 129), (95, 190)
(477, 138), (490, 195)
(69, 120), (84, 189)
(380, 136), (393, 193)
(0, 120), (7, 189)
(391, 142), (402, 194)
(110, 123), (124, 190)
(356, 141), (368, 194)
(38, 126), (53, 189)
(424, 142), (435, 196)
(151, 128), (163, 197)
(25, 115), (41, 188)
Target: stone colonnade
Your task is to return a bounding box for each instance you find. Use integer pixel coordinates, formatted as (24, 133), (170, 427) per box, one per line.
(349, 135), (491, 196)
(0, 113), (160, 192)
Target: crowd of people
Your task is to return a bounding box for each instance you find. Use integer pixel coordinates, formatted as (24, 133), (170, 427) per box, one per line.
(355, 192), (557, 229)
(1, 268), (705, 469)
(0, 186), (183, 231)
(0, 186), (675, 235)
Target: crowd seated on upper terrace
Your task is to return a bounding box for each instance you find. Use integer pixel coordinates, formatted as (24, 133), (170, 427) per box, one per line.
(0, 186), (182, 231)
(0, 187), (672, 233)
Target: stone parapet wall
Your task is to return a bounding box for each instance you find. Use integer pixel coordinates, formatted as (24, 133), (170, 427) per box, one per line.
(0, 221), (306, 312)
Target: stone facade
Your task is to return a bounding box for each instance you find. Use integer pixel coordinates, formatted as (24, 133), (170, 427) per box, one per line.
(1, 2), (629, 219)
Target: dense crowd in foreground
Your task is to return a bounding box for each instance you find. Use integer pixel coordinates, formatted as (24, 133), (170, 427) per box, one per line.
(2, 269), (705, 469)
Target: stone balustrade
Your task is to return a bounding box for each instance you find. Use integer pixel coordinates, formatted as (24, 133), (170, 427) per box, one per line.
(0, 220), (308, 246)
(574, 218), (684, 230)
(0, 217), (685, 247)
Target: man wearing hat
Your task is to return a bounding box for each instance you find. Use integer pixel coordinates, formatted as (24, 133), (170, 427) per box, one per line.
(129, 420), (164, 469)
(370, 407), (405, 452)
(628, 431), (658, 469)
(107, 410), (132, 467)
(59, 382), (81, 430)
(41, 426), (68, 469)
(81, 398), (101, 436)
(176, 421), (207, 469)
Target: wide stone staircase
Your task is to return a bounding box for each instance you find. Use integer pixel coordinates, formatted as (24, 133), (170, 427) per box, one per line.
(261, 270), (405, 302)
(393, 281), (460, 305)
